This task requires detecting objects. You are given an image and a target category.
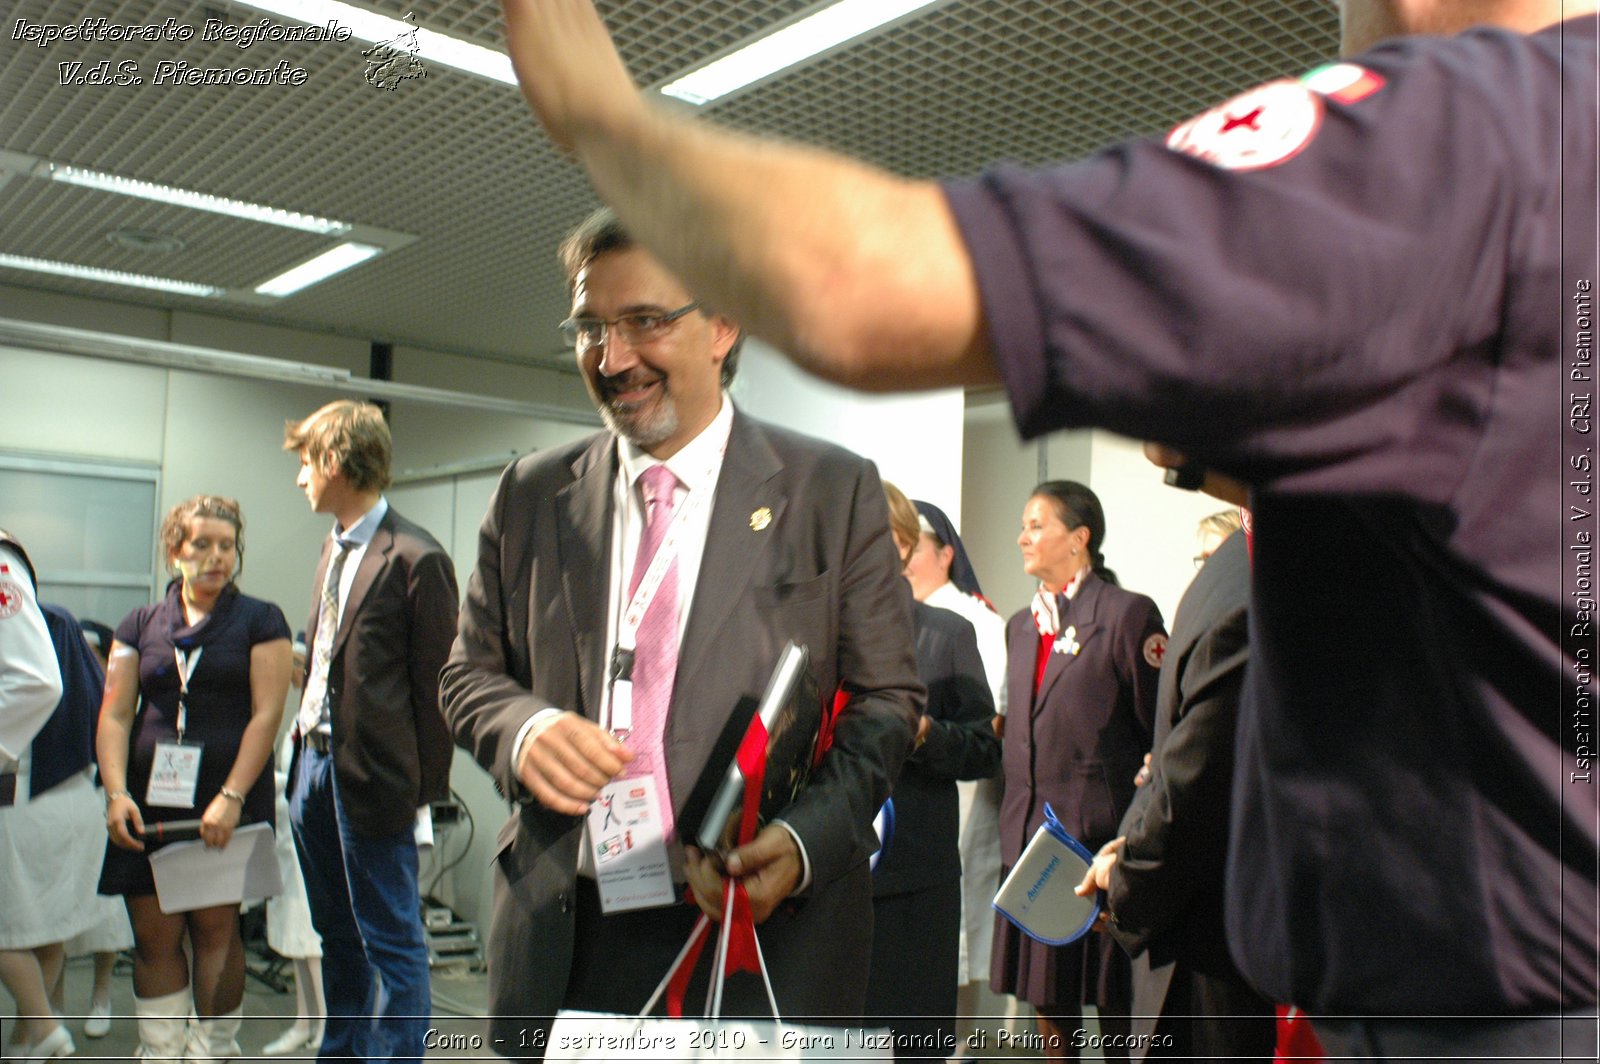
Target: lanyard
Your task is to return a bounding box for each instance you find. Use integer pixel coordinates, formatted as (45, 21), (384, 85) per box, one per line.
(172, 646), (202, 743)
(606, 452), (721, 735)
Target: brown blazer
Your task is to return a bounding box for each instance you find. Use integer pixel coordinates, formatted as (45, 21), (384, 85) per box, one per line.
(295, 506), (459, 837)
(441, 409), (921, 1033)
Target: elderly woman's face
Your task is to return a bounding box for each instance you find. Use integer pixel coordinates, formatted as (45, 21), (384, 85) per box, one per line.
(1017, 495), (1088, 591)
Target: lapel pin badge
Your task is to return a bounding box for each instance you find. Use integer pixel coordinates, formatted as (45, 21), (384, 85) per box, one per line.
(750, 507), (773, 531)
(1054, 624), (1081, 656)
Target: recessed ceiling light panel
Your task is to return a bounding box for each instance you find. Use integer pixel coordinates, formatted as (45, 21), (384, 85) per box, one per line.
(660, 0), (949, 105)
(0, 253), (223, 297)
(253, 242), (382, 297)
(48, 164), (354, 235)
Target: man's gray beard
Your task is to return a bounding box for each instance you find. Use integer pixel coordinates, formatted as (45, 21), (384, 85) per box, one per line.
(601, 399), (678, 450)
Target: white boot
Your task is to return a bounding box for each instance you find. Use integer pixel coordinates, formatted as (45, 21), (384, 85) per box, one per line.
(134, 988), (192, 1064)
(183, 1007), (242, 1062)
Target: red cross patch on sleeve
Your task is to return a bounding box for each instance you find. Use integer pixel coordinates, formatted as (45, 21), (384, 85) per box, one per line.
(1143, 632), (1168, 669)
(0, 581), (22, 619)
(1166, 79), (1323, 171)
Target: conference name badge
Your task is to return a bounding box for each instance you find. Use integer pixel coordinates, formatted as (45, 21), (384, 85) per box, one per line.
(587, 776), (675, 914)
(146, 741), (203, 808)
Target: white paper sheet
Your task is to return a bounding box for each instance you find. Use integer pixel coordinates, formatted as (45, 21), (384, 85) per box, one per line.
(148, 822), (282, 914)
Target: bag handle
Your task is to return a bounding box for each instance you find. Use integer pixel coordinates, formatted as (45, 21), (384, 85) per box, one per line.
(707, 879), (779, 1020)
(639, 695), (783, 1020)
(639, 878), (781, 1021)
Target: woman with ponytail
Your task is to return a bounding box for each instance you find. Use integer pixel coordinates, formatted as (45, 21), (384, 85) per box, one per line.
(991, 481), (1165, 1061)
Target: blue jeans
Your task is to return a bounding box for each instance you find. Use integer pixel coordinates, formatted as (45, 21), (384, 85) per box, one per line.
(290, 746), (430, 1063)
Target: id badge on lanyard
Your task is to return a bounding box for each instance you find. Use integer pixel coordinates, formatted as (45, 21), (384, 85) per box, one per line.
(148, 646), (204, 808)
(604, 459), (717, 746)
(593, 457), (719, 913)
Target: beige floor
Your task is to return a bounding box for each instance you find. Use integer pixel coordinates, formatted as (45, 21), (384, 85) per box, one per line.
(31, 954), (1111, 1062)
(33, 950), (489, 1063)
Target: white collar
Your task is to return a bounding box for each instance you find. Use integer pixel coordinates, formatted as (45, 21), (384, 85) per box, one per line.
(334, 496), (388, 547)
(618, 392), (734, 494)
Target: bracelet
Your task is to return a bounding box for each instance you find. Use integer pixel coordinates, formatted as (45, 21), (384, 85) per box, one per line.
(105, 790), (131, 804)
(219, 787), (246, 805)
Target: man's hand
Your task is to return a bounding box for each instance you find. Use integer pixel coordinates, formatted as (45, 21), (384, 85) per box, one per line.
(515, 711), (632, 815)
(500, 0), (647, 153)
(1077, 835), (1125, 897)
(684, 824), (803, 924)
(1143, 442), (1250, 506)
(1076, 836), (1124, 933)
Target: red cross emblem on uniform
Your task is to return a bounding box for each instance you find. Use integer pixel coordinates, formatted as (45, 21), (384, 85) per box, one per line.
(1143, 632), (1169, 669)
(0, 582), (19, 619)
(1221, 107), (1263, 133)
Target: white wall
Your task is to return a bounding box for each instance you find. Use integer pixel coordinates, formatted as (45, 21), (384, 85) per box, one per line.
(733, 338), (965, 515)
(0, 291), (596, 933)
(958, 398), (1230, 626)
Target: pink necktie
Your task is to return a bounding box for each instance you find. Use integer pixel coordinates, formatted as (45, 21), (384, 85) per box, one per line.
(629, 464), (681, 839)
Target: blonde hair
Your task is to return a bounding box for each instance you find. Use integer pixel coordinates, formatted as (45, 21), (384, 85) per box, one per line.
(881, 480), (920, 567)
(283, 400), (392, 491)
(160, 494), (245, 579)
(1198, 509), (1244, 541)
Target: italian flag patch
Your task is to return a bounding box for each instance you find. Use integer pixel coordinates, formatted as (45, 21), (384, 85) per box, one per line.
(1301, 63), (1385, 104)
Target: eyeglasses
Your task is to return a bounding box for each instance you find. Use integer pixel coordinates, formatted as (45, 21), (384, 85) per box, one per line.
(559, 301), (702, 350)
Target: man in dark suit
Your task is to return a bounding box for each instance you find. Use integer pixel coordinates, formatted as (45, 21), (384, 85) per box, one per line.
(441, 208), (921, 1058)
(284, 400), (460, 1063)
(1077, 504), (1275, 1061)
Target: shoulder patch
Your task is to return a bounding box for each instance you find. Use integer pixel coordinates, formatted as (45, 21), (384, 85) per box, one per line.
(1301, 62), (1385, 105)
(0, 580), (23, 619)
(1166, 79), (1322, 171)
(1142, 632), (1168, 669)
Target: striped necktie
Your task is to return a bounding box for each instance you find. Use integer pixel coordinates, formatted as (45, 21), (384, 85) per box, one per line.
(296, 539), (354, 738)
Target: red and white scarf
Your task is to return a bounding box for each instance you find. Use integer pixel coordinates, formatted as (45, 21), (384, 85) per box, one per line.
(1030, 566), (1088, 637)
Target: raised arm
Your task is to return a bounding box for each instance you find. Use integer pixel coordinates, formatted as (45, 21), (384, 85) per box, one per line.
(498, 0), (995, 391)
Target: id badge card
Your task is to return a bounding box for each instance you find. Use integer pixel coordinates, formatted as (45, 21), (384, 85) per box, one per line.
(146, 741), (203, 808)
(586, 776), (675, 914)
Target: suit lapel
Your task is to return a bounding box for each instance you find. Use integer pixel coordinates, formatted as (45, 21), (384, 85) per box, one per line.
(556, 435), (616, 720)
(675, 412), (784, 686)
(330, 512), (393, 661)
(1033, 573), (1102, 714)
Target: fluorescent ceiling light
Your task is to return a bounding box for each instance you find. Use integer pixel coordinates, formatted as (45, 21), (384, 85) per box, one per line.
(47, 165), (353, 235)
(254, 242), (382, 297)
(660, 0), (946, 105)
(226, 0), (515, 84)
(0, 253), (222, 298)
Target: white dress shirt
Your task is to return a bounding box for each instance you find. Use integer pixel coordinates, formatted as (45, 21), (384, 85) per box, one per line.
(311, 496), (389, 735)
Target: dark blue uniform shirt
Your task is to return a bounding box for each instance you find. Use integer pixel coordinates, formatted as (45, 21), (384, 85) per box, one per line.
(944, 15), (1599, 1014)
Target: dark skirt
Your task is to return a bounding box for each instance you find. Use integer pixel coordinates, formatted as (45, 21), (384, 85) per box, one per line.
(990, 867), (1131, 1014)
(98, 818), (274, 898)
(865, 878), (961, 1061)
